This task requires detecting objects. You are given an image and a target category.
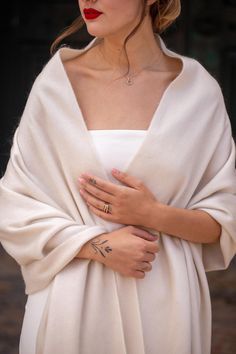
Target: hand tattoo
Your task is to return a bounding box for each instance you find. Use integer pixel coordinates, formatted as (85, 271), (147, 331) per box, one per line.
(90, 237), (112, 258)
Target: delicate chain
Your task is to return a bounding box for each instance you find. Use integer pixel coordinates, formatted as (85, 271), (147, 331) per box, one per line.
(125, 50), (163, 85)
(98, 41), (164, 85)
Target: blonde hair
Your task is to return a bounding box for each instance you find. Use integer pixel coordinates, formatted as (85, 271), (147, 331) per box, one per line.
(50, 0), (181, 77)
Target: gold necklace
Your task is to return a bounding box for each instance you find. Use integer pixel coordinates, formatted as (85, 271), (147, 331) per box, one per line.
(125, 50), (163, 85)
(98, 43), (163, 86)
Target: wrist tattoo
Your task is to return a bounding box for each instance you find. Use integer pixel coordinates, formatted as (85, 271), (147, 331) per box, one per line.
(90, 237), (112, 258)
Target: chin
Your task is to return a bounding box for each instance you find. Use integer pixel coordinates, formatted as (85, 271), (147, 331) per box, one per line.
(86, 29), (103, 37)
(85, 26), (111, 39)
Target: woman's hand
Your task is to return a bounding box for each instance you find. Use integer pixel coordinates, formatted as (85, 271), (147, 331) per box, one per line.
(77, 225), (159, 279)
(78, 169), (161, 228)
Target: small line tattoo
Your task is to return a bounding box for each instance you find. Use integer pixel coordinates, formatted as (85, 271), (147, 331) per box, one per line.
(90, 237), (112, 258)
(89, 177), (97, 185)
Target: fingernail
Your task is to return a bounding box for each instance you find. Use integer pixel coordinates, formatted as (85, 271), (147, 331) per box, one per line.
(112, 168), (120, 174)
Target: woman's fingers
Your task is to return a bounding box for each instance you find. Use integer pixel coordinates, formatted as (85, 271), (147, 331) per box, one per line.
(137, 261), (152, 272)
(132, 261), (153, 279)
(79, 178), (114, 203)
(80, 188), (111, 211)
(143, 252), (156, 262)
(133, 270), (145, 279)
(80, 174), (118, 195)
(129, 226), (158, 241)
(128, 226), (159, 255)
(146, 241), (159, 254)
(111, 169), (146, 189)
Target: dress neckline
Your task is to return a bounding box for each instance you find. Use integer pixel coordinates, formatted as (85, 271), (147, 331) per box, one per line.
(57, 33), (186, 176)
(88, 129), (147, 133)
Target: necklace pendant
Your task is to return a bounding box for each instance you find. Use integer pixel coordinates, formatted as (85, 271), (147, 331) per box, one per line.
(126, 76), (133, 85)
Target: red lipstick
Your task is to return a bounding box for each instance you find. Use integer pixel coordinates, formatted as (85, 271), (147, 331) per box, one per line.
(83, 8), (103, 20)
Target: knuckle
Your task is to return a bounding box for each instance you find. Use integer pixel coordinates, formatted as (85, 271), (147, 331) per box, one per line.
(141, 241), (149, 252)
(137, 250), (145, 261)
(151, 244), (159, 253)
(138, 238), (146, 247)
(136, 180), (144, 189)
(135, 238), (144, 249)
(139, 242), (147, 257)
(140, 242), (147, 254)
(95, 189), (102, 198)
(119, 189), (127, 200)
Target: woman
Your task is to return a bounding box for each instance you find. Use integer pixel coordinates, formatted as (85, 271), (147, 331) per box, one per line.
(0, 0), (236, 353)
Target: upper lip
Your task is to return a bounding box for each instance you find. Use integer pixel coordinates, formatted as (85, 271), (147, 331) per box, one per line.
(83, 8), (103, 14)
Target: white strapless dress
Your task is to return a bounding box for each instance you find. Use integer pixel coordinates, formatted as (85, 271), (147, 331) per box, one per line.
(19, 129), (146, 354)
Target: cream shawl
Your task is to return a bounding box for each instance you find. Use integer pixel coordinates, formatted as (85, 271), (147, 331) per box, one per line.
(0, 34), (236, 354)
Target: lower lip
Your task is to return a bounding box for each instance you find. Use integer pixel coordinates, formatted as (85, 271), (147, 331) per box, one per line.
(84, 13), (103, 20)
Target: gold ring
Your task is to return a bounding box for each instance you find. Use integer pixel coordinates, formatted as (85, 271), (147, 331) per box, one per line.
(103, 202), (112, 214)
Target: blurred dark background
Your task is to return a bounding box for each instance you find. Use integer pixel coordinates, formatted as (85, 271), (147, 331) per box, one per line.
(0, 1), (236, 353)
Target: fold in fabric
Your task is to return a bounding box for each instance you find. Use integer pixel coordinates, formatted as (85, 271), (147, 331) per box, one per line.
(0, 33), (236, 354)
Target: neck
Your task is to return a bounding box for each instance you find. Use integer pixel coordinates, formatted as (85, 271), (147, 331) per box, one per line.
(96, 21), (164, 74)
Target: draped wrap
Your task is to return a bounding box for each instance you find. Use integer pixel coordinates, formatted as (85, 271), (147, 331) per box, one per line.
(0, 34), (236, 354)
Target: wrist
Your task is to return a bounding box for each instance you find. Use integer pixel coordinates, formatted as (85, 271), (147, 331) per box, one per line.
(77, 233), (108, 262)
(147, 201), (168, 232)
(90, 233), (113, 267)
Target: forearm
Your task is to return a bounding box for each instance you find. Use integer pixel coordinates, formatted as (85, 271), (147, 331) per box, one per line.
(148, 202), (222, 244)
